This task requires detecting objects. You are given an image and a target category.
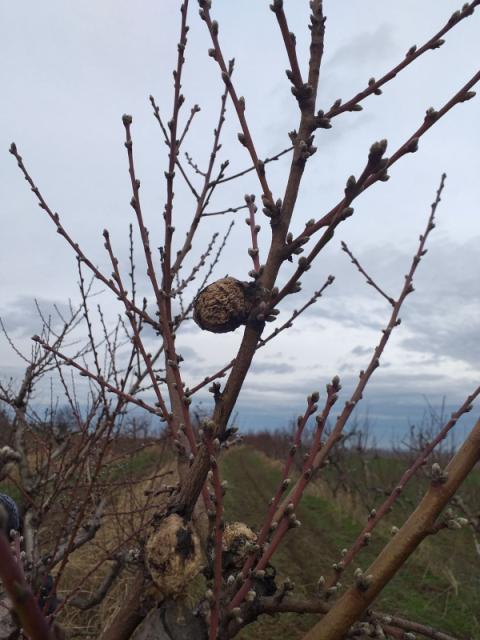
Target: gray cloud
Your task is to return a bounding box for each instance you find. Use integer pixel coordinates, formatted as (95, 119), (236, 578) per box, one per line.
(288, 236), (480, 368)
(0, 297), (73, 338)
(230, 366), (475, 447)
(351, 345), (372, 357)
(176, 344), (204, 362)
(1, 1), (479, 444)
(326, 24), (396, 71)
(250, 361), (295, 375)
(400, 304), (480, 368)
(307, 298), (386, 331)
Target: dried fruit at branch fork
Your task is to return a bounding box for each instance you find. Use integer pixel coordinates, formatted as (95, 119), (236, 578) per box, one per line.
(146, 514), (202, 597)
(193, 277), (256, 333)
(222, 521), (257, 570)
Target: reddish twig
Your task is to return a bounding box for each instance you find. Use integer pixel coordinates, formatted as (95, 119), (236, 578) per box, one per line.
(199, 1), (274, 207)
(326, 381), (480, 588)
(244, 195), (261, 274)
(229, 378), (340, 610)
(171, 60), (232, 276)
(31, 336), (162, 418)
(123, 116), (198, 451)
(150, 97), (201, 200)
(173, 231), (219, 294)
(202, 204), (247, 217)
(341, 242), (395, 306)
(185, 150), (207, 177)
(276, 74), (478, 305)
(274, 174), (447, 527)
(374, 612), (460, 640)
(203, 424), (224, 639)
(236, 393), (319, 585)
(0, 532), (54, 640)
(8, 143), (160, 333)
(102, 230), (170, 421)
(270, 1), (304, 96)
(215, 146), (293, 187)
(322, 1), (480, 121)
(188, 275), (335, 396)
(163, 0), (190, 295)
(179, 104), (201, 148)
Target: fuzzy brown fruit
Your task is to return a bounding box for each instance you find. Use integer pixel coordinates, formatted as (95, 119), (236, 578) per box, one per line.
(146, 514), (202, 598)
(222, 521), (257, 570)
(193, 277), (255, 333)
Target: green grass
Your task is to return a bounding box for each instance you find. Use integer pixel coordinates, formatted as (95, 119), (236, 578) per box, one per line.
(0, 481), (21, 504)
(3, 440), (478, 638)
(221, 446), (480, 639)
(105, 446), (163, 480)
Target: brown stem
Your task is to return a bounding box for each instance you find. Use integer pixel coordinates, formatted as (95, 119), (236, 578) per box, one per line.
(0, 532), (54, 640)
(97, 570), (151, 640)
(274, 174), (446, 525)
(229, 380), (339, 610)
(188, 275), (334, 397)
(204, 430), (224, 639)
(170, 2), (326, 520)
(270, 1), (304, 92)
(163, 0), (190, 295)
(244, 195), (261, 274)
(325, 381), (480, 588)
(199, 2), (274, 205)
(374, 612), (460, 640)
(215, 146), (292, 186)
(341, 241), (395, 306)
(31, 337), (162, 419)
(287, 71), (479, 268)
(8, 143), (160, 333)
(323, 0), (480, 121)
(301, 416), (480, 640)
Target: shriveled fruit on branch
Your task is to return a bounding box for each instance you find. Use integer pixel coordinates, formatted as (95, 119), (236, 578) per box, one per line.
(222, 521), (257, 570)
(146, 514), (202, 598)
(193, 277), (256, 333)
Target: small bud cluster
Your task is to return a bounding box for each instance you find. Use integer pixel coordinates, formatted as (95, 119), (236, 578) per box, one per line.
(430, 462), (449, 485)
(354, 567), (374, 592)
(262, 195), (282, 220)
(315, 109), (332, 129)
(297, 136), (317, 164)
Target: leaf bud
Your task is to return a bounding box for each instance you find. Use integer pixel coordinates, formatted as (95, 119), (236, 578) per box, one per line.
(406, 137), (419, 153)
(237, 132), (247, 146)
(368, 139), (388, 165)
(430, 38), (445, 49)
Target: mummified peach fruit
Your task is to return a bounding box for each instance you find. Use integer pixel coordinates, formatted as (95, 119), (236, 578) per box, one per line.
(193, 277), (255, 333)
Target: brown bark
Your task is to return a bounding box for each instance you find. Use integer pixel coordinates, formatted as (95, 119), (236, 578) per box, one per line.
(169, 1), (326, 522)
(98, 570), (152, 640)
(0, 533), (54, 640)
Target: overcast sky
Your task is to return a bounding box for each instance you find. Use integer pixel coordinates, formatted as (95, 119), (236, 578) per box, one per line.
(1, 1), (479, 445)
